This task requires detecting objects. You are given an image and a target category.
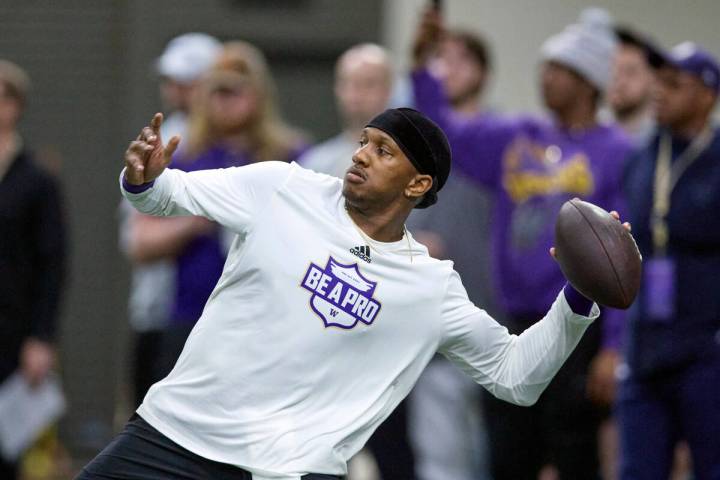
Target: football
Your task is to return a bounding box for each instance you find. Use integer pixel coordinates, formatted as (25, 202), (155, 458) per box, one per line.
(554, 198), (642, 309)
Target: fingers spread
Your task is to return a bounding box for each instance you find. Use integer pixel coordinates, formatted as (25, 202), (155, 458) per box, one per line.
(125, 141), (150, 184)
(163, 135), (181, 165)
(150, 112), (163, 135)
(125, 149), (145, 170)
(137, 124), (158, 142)
(124, 158), (144, 184)
(141, 127), (157, 143)
(128, 140), (153, 156)
(128, 140), (145, 152)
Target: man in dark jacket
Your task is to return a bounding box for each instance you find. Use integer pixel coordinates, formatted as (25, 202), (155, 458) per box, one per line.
(621, 42), (720, 480)
(0, 59), (66, 479)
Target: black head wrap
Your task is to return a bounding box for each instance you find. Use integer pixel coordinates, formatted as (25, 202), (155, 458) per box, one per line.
(366, 108), (451, 208)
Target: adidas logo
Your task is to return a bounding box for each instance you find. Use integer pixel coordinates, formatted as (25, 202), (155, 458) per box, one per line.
(350, 245), (371, 263)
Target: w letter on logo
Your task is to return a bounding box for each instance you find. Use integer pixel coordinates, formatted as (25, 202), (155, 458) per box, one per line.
(301, 257), (382, 329)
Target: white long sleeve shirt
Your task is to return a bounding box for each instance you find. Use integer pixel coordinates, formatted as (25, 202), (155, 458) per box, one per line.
(121, 161), (598, 479)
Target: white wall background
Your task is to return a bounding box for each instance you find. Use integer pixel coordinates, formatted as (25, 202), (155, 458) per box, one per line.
(383, 0), (720, 114)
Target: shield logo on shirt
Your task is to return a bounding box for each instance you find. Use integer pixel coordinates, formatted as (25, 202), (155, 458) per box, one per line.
(301, 257), (382, 329)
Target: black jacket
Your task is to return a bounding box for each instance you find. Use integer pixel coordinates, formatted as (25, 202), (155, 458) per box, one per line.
(624, 129), (720, 379)
(0, 149), (66, 381)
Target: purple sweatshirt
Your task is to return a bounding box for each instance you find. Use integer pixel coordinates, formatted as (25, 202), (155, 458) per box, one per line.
(413, 69), (631, 349)
(168, 147), (235, 326)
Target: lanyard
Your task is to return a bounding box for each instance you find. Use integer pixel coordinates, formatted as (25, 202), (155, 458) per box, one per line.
(652, 126), (714, 254)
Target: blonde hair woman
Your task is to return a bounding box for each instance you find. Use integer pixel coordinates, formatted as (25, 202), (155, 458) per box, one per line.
(184, 40), (307, 164)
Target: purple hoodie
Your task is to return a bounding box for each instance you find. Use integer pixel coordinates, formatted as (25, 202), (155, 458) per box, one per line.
(413, 69), (631, 348)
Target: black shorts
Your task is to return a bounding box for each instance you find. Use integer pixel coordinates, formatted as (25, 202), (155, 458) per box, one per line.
(76, 414), (342, 480)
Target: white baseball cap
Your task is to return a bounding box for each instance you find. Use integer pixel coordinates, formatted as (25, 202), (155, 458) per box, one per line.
(156, 33), (222, 84)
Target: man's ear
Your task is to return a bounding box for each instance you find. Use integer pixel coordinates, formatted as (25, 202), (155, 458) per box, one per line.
(405, 174), (434, 201)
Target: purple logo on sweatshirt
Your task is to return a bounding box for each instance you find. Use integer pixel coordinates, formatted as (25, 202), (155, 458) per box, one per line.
(301, 257), (381, 329)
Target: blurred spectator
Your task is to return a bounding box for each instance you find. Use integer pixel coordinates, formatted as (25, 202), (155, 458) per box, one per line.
(155, 32), (223, 141)
(300, 43), (392, 178)
(607, 27), (664, 147)
(146, 40), (309, 381)
(620, 42), (720, 480)
(412, 8), (632, 479)
(428, 30), (492, 118)
(185, 41), (308, 164)
(407, 28), (494, 480)
(119, 32), (221, 407)
(0, 59), (66, 479)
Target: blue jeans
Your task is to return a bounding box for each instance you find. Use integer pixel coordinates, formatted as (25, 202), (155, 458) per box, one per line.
(76, 414), (342, 479)
(617, 353), (720, 480)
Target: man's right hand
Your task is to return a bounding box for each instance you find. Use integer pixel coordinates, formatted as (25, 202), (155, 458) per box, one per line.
(124, 113), (180, 185)
(412, 7), (444, 69)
